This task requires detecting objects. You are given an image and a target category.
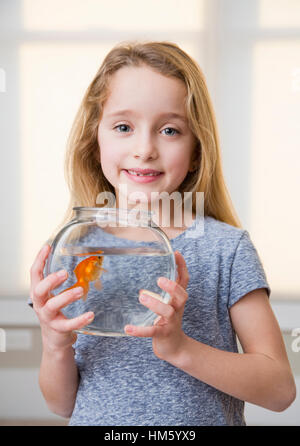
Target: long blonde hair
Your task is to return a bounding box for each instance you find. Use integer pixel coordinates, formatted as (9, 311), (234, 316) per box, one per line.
(51, 40), (242, 240)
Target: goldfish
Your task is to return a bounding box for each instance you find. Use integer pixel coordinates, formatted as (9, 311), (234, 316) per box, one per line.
(63, 251), (107, 301)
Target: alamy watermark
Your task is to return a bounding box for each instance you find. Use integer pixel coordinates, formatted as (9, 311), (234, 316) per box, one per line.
(291, 328), (300, 353)
(0, 68), (6, 93)
(291, 67), (300, 93)
(95, 184), (204, 239)
(0, 328), (6, 352)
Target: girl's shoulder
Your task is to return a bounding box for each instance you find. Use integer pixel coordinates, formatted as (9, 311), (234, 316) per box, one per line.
(171, 216), (252, 278)
(204, 215), (246, 241)
(180, 215), (270, 300)
(204, 214), (243, 230)
(177, 215), (257, 269)
(180, 214), (246, 248)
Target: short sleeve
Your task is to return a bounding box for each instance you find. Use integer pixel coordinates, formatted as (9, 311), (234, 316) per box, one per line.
(228, 230), (271, 308)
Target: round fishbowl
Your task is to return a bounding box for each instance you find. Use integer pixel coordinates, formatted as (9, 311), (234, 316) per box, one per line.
(46, 207), (175, 336)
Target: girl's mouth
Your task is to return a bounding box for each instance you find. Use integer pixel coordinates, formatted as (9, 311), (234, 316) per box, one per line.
(122, 169), (164, 183)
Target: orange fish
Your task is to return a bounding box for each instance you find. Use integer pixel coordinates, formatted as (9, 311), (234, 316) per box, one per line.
(64, 252), (107, 301)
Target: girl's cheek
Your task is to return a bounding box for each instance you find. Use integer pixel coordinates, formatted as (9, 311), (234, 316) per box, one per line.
(100, 146), (120, 167)
(169, 160), (190, 180)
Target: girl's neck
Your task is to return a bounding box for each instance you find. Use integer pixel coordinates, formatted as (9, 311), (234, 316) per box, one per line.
(113, 196), (196, 240)
(115, 197), (192, 228)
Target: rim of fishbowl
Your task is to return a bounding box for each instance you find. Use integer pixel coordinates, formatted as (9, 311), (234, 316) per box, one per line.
(73, 206), (155, 219)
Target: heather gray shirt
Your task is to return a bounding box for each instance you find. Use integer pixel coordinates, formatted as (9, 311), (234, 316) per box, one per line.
(31, 215), (271, 426)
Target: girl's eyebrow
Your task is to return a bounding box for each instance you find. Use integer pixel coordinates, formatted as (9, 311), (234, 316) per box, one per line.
(106, 109), (187, 123)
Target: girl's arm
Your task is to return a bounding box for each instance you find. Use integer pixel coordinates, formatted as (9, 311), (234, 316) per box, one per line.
(168, 288), (296, 412)
(30, 244), (94, 418)
(39, 342), (79, 418)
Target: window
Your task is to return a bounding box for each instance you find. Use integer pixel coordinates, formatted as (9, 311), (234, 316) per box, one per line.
(0, 0), (299, 301)
(0, 0), (205, 295)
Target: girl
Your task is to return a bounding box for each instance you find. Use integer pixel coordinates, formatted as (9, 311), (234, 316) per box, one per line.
(29, 41), (296, 426)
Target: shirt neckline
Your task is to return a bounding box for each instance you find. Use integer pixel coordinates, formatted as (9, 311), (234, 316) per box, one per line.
(93, 213), (203, 244)
(166, 213), (203, 242)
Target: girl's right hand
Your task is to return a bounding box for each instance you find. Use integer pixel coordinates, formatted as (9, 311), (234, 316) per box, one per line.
(30, 244), (94, 351)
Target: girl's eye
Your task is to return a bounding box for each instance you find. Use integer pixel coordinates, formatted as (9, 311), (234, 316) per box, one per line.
(113, 124), (179, 136)
(114, 124), (131, 133)
(162, 127), (179, 136)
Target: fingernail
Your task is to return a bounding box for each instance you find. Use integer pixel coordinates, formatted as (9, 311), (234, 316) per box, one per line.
(57, 269), (67, 278)
(86, 312), (94, 322)
(158, 277), (168, 285)
(74, 287), (84, 296)
(153, 316), (161, 326)
(125, 325), (133, 334)
(139, 289), (156, 299)
(139, 294), (149, 303)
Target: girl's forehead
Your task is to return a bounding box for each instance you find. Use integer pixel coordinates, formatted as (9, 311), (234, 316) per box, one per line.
(103, 66), (187, 116)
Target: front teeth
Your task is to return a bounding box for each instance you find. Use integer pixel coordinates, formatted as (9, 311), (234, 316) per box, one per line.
(127, 170), (160, 176)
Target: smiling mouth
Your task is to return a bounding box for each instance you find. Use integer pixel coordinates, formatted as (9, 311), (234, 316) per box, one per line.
(122, 169), (164, 183)
(125, 169), (162, 177)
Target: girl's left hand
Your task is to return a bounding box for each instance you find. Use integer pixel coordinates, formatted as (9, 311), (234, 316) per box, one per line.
(124, 250), (190, 363)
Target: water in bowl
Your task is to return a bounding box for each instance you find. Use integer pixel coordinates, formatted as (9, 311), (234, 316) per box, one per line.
(50, 246), (174, 336)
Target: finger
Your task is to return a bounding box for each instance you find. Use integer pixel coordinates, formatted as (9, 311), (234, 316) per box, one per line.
(50, 311), (95, 332)
(174, 251), (189, 289)
(43, 287), (84, 318)
(156, 277), (188, 311)
(33, 269), (68, 309)
(30, 244), (51, 290)
(124, 324), (157, 338)
(139, 292), (175, 321)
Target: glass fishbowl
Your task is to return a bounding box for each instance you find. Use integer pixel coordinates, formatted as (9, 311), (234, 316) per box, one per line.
(46, 207), (175, 336)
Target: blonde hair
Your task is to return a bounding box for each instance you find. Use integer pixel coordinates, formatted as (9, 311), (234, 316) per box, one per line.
(51, 40), (242, 241)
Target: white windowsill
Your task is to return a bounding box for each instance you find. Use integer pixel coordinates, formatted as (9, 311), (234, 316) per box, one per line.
(0, 297), (299, 331)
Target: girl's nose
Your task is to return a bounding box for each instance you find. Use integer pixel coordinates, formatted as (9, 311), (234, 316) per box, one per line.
(133, 134), (158, 160)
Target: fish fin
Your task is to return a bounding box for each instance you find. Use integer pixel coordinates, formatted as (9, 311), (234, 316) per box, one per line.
(94, 279), (103, 291)
(101, 268), (108, 273)
(81, 282), (90, 301)
(82, 292), (89, 301)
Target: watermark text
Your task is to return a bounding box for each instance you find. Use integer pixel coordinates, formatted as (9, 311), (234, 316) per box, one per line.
(0, 68), (6, 93)
(0, 328), (6, 352)
(291, 328), (300, 353)
(95, 185), (204, 238)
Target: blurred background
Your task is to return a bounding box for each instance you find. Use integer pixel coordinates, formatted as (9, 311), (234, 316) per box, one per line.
(0, 0), (299, 426)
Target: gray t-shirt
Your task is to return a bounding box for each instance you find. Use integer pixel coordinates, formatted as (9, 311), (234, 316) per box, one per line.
(31, 215), (271, 426)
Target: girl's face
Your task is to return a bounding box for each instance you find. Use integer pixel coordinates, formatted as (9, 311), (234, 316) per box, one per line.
(97, 64), (197, 210)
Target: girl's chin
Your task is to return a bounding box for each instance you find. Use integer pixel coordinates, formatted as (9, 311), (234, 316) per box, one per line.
(116, 190), (160, 209)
